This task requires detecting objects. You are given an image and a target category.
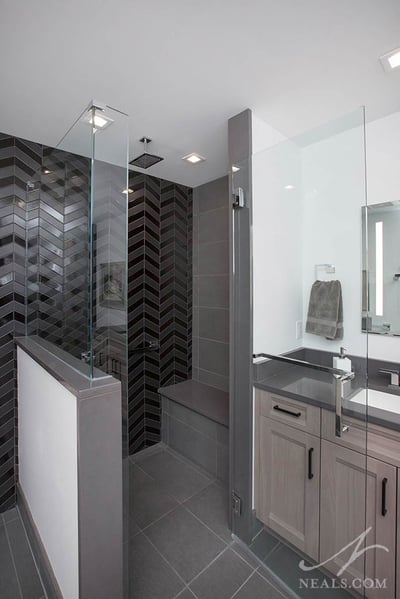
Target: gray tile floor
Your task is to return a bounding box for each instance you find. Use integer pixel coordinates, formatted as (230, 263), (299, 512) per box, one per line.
(0, 445), (350, 599)
(129, 446), (287, 599)
(0, 507), (45, 599)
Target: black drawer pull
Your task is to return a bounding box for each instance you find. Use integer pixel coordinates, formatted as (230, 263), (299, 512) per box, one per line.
(273, 405), (301, 418)
(308, 448), (314, 480)
(382, 477), (388, 516)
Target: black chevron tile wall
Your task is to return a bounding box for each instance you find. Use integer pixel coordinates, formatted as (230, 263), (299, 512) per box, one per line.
(0, 134), (92, 511)
(0, 134), (42, 512)
(0, 129), (193, 510)
(128, 172), (192, 453)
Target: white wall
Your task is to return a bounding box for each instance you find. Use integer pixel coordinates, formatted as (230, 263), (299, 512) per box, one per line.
(301, 124), (366, 356)
(252, 110), (400, 362)
(18, 348), (79, 599)
(252, 138), (303, 355)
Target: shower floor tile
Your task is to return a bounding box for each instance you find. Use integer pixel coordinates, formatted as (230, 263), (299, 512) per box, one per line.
(0, 508), (44, 599)
(128, 446), (288, 599)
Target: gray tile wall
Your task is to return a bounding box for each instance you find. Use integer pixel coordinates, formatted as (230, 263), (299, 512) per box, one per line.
(162, 397), (229, 483)
(192, 177), (229, 392)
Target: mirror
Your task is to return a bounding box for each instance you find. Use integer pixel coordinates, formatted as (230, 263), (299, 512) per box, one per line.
(362, 201), (400, 335)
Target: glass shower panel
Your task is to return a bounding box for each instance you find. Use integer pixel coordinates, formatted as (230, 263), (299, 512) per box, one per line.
(56, 103), (129, 380)
(25, 102), (131, 597)
(25, 128), (92, 366)
(232, 108), (372, 596)
(26, 102), (129, 382)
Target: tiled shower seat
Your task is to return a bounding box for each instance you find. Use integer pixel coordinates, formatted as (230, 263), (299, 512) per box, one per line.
(159, 380), (229, 482)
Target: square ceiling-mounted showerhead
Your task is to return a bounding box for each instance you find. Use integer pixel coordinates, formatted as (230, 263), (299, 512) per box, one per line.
(129, 137), (164, 169)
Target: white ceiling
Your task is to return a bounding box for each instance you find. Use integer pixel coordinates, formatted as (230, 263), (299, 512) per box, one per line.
(0, 0), (399, 187)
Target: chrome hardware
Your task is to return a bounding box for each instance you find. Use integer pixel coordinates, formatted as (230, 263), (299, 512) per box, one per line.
(379, 368), (400, 386)
(129, 339), (160, 355)
(231, 491), (242, 516)
(253, 352), (355, 438)
(232, 187), (245, 209)
(81, 350), (93, 363)
(253, 352), (349, 377)
(335, 371), (355, 437)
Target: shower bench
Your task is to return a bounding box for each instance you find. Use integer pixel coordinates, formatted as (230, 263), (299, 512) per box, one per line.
(159, 380), (229, 482)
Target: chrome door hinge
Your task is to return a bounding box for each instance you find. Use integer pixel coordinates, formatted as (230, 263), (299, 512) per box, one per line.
(231, 491), (242, 516)
(232, 187), (245, 209)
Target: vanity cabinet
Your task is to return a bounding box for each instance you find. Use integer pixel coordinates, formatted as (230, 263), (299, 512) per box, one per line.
(320, 440), (396, 599)
(255, 392), (320, 560)
(255, 387), (398, 598)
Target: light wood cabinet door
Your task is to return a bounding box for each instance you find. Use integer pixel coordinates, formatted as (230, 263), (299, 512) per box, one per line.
(320, 440), (396, 599)
(255, 416), (320, 560)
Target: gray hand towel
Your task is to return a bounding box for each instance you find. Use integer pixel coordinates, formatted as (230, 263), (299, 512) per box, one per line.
(305, 280), (343, 340)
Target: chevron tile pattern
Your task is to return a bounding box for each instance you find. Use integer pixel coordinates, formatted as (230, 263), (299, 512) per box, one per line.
(0, 134), (17, 512)
(0, 134), (91, 511)
(0, 134), (42, 512)
(34, 148), (90, 357)
(128, 172), (192, 452)
(0, 130), (193, 508)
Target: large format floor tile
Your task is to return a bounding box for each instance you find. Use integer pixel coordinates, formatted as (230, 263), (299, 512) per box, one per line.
(130, 533), (184, 599)
(0, 508), (45, 599)
(137, 450), (213, 503)
(230, 541), (261, 570)
(263, 543), (353, 598)
(129, 463), (179, 529)
(184, 481), (231, 543)
(232, 571), (285, 599)
(249, 528), (280, 561)
(189, 548), (252, 599)
(5, 517), (43, 599)
(175, 589), (197, 599)
(145, 506), (226, 583)
(0, 520), (21, 599)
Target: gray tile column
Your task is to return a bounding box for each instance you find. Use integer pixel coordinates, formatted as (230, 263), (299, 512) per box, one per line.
(192, 176), (229, 392)
(228, 109), (254, 544)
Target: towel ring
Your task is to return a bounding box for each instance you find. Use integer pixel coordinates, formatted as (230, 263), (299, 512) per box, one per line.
(315, 264), (336, 279)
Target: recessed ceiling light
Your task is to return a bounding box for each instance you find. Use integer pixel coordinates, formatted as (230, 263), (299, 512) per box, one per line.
(82, 108), (114, 131)
(182, 153), (205, 164)
(122, 188), (133, 195)
(284, 184), (295, 190)
(380, 47), (400, 72)
(232, 165), (240, 173)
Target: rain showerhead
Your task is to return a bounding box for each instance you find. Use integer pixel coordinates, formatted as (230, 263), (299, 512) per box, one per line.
(129, 137), (164, 169)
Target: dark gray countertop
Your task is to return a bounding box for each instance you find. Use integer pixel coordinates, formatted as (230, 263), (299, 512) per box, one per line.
(159, 380), (229, 427)
(16, 336), (121, 400)
(254, 364), (400, 433)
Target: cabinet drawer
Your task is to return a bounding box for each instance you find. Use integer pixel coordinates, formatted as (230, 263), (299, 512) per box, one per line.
(255, 388), (320, 436)
(322, 409), (400, 468)
(321, 409), (368, 454)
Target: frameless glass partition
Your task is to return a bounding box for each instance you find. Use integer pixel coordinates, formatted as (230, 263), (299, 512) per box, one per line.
(25, 102), (129, 381)
(231, 108), (378, 596)
(25, 102), (131, 596)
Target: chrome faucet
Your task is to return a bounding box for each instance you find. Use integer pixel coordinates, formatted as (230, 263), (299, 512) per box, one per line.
(379, 368), (400, 386)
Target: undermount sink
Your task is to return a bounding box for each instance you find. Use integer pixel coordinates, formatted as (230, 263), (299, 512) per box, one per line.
(349, 388), (400, 415)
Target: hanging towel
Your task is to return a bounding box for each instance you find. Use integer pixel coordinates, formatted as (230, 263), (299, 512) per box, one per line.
(305, 280), (343, 340)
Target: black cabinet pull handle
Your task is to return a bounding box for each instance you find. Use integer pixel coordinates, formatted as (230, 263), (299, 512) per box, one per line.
(382, 477), (388, 516)
(273, 405), (301, 418)
(308, 448), (314, 480)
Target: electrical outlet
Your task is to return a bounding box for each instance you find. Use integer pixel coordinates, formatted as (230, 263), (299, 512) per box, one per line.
(296, 320), (303, 340)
